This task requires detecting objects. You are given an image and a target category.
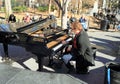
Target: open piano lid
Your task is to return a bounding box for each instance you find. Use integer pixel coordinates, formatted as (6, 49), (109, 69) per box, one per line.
(0, 17), (56, 33)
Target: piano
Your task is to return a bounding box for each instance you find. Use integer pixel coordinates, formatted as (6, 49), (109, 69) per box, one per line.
(0, 16), (72, 71)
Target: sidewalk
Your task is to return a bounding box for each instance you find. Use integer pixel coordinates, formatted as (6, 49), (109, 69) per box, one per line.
(0, 30), (120, 84)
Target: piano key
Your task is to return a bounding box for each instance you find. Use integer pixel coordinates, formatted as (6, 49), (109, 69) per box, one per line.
(52, 37), (72, 51)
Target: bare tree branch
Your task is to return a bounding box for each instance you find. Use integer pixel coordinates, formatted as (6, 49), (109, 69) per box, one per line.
(54, 0), (62, 10)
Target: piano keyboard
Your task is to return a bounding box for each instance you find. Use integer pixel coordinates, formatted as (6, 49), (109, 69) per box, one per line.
(52, 37), (72, 51)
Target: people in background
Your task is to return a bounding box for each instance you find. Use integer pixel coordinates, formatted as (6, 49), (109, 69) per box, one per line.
(8, 14), (16, 23)
(117, 21), (120, 31)
(111, 14), (118, 30)
(32, 15), (40, 22)
(48, 14), (57, 29)
(79, 15), (86, 23)
(104, 16), (110, 31)
(39, 14), (42, 21)
(79, 15), (88, 31)
(62, 21), (95, 74)
(69, 15), (77, 23)
(22, 13), (31, 23)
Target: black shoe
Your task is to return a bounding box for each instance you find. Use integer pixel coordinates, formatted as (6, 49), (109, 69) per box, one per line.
(67, 69), (71, 73)
(37, 69), (41, 72)
(76, 69), (89, 74)
(67, 68), (75, 74)
(76, 71), (89, 74)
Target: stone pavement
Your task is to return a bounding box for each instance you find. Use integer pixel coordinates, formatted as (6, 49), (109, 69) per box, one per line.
(0, 29), (120, 84)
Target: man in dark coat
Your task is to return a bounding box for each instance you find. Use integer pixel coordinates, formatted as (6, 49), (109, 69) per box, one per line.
(62, 21), (95, 74)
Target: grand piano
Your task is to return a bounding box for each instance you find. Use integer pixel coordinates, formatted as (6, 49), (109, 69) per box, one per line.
(0, 16), (72, 71)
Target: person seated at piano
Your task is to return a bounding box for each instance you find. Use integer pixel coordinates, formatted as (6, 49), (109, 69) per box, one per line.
(62, 21), (95, 74)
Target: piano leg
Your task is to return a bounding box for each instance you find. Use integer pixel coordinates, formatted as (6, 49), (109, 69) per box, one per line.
(2, 43), (10, 61)
(37, 56), (44, 71)
(48, 55), (54, 67)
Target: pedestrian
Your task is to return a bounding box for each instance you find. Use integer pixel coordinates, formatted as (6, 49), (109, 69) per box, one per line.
(117, 21), (120, 31)
(69, 15), (77, 23)
(8, 14), (16, 23)
(104, 16), (110, 31)
(111, 14), (118, 30)
(22, 13), (31, 23)
(79, 15), (88, 31)
(39, 14), (42, 21)
(62, 21), (95, 74)
(79, 15), (86, 23)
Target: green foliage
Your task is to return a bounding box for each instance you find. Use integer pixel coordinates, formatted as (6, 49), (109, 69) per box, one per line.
(13, 6), (27, 12)
(38, 6), (48, 12)
(0, 7), (5, 12)
(51, 5), (57, 11)
(11, 0), (16, 7)
(112, 1), (119, 8)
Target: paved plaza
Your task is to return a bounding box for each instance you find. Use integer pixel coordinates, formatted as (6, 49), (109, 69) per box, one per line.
(0, 29), (120, 84)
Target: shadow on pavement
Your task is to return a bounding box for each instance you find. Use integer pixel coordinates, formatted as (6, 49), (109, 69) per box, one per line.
(0, 31), (120, 84)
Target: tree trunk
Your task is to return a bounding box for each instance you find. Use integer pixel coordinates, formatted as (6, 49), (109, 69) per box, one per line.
(58, 9), (62, 18)
(54, 0), (70, 29)
(5, 0), (12, 19)
(57, 0), (62, 18)
(61, 0), (71, 29)
(77, 0), (82, 14)
(48, 0), (52, 14)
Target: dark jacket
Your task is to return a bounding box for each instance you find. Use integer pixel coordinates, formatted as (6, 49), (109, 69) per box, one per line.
(71, 30), (95, 66)
(8, 14), (16, 23)
(79, 17), (86, 23)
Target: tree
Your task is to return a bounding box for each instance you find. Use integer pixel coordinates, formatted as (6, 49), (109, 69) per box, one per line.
(5, 0), (12, 19)
(61, 0), (71, 29)
(77, 0), (82, 14)
(54, 0), (71, 29)
(48, 0), (52, 14)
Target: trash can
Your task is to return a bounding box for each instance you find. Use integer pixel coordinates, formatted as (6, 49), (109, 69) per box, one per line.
(104, 62), (120, 84)
(100, 20), (109, 31)
(93, 12), (97, 17)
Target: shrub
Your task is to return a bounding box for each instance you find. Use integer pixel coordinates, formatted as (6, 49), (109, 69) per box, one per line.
(51, 5), (57, 11)
(13, 6), (27, 12)
(38, 6), (48, 12)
